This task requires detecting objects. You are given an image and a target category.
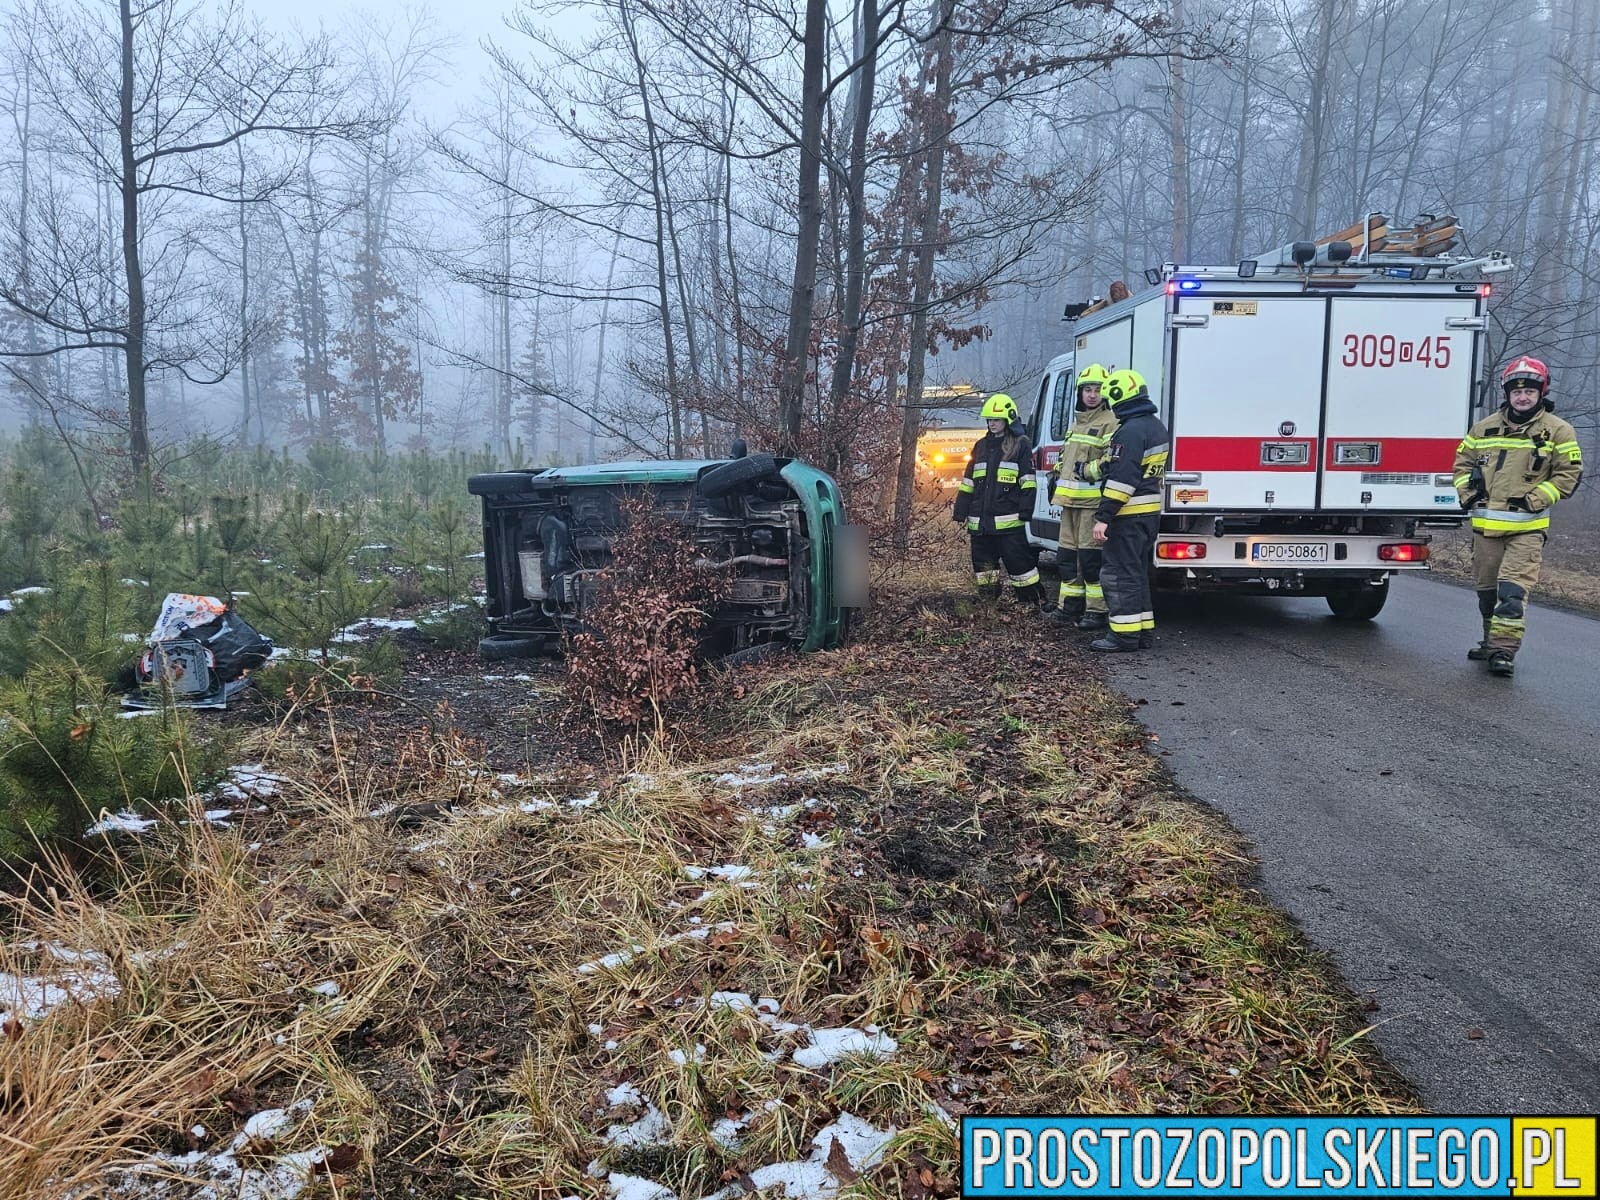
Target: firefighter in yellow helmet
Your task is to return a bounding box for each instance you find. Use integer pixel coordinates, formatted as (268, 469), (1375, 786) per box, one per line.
(1090, 368), (1168, 652)
(1453, 355), (1583, 677)
(1050, 363), (1117, 628)
(953, 391), (1050, 611)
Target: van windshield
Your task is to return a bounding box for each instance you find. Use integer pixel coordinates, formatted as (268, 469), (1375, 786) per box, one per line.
(919, 405), (985, 431)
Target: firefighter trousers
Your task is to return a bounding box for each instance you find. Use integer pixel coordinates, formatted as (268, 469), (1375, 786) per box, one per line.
(970, 529), (1040, 594)
(1473, 530), (1544, 656)
(1100, 514), (1158, 644)
(1056, 507), (1106, 613)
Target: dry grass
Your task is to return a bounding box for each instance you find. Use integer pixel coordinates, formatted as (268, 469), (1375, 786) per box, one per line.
(0, 563), (1418, 1199)
(1428, 518), (1600, 613)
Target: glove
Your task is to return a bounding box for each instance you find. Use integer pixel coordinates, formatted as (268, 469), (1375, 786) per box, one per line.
(1506, 495), (1527, 512)
(1072, 461), (1089, 481)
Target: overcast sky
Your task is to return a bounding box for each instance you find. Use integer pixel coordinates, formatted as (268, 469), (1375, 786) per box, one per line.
(245, 0), (516, 125)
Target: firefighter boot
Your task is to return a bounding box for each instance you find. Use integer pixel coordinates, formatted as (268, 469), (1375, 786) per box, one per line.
(1467, 619), (1493, 661)
(1076, 610), (1108, 631)
(1089, 632), (1141, 653)
(1017, 583), (1052, 614)
(1488, 650), (1515, 678)
(1055, 596), (1086, 623)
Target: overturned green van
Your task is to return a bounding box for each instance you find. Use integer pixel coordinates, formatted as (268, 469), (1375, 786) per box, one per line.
(468, 452), (866, 662)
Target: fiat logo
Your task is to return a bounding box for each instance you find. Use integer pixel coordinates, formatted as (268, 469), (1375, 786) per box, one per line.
(1279, 421), (1297, 436)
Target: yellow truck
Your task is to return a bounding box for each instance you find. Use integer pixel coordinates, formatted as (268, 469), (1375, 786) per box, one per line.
(914, 387), (986, 489)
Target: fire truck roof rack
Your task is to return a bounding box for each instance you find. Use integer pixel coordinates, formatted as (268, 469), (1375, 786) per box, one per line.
(1231, 212), (1514, 280)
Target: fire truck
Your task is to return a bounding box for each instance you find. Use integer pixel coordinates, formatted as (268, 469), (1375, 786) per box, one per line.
(1025, 214), (1511, 620)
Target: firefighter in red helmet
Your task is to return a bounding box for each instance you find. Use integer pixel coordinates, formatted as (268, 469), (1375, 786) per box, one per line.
(1452, 355), (1583, 677)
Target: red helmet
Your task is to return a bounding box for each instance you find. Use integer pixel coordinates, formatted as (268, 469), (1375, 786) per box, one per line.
(1501, 355), (1550, 398)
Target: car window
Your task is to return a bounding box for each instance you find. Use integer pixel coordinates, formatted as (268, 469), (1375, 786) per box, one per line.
(1050, 372), (1072, 442)
(1029, 374), (1049, 444)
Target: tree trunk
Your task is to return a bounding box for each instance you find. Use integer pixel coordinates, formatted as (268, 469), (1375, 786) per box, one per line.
(590, 230), (623, 463)
(1168, 0), (1188, 262)
(1291, 0), (1338, 236)
(619, 0), (682, 455)
(892, 0), (955, 553)
(825, 0), (879, 466)
(721, 80), (747, 434)
(1227, 0), (1258, 261)
(237, 144), (253, 443)
(119, 0), (150, 477)
(776, 0), (829, 452)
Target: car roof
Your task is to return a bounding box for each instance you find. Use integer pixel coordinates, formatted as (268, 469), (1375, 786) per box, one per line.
(531, 459), (715, 483)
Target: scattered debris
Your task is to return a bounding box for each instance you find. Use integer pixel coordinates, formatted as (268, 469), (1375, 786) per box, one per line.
(122, 594), (273, 711)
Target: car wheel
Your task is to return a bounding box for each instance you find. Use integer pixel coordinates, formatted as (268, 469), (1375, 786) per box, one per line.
(1326, 581), (1389, 620)
(467, 472), (537, 495)
(480, 634), (547, 661)
(698, 454), (779, 499)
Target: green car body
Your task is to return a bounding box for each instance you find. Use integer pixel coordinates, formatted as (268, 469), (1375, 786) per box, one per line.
(468, 454), (862, 660)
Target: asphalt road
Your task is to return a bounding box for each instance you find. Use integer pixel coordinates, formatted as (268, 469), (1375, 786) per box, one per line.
(1102, 574), (1600, 1114)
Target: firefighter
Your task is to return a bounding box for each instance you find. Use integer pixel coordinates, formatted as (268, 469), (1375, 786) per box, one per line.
(1453, 355), (1583, 677)
(1050, 363), (1118, 628)
(1089, 368), (1168, 652)
(953, 392), (1050, 611)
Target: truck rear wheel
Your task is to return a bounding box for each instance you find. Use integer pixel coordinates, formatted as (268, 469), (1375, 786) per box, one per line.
(1326, 581), (1389, 621)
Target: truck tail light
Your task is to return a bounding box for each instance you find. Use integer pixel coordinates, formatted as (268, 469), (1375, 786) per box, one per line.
(1156, 542), (1207, 560)
(1378, 543), (1428, 562)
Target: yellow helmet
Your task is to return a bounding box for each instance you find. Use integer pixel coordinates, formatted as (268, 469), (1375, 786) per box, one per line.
(980, 392), (1018, 423)
(1076, 363), (1111, 391)
(1105, 369), (1149, 408)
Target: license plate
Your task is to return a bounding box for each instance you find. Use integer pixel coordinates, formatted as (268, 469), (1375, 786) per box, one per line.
(1252, 542), (1329, 562)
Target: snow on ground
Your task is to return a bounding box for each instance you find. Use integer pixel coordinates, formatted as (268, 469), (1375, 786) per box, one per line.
(329, 616), (418, 643)
(601, 1112), (898, 1200)
(94, 1098), (330, 1200)
(0, 944), (122, 1022)
(84, 764), (286, 839)
(709, 762), (849, 791)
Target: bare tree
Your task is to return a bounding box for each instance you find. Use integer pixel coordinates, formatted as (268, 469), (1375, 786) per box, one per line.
(0, 0), (368, 477)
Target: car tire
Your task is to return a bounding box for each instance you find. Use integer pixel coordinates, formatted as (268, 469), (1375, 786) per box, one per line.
(479, 634), (547, 661)
(698, 454), (779, 499)
(467, 472), (537, 495)
(1326, 581), (1389, 621)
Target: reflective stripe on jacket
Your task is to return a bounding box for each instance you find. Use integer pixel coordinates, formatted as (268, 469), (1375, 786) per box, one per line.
(1453, 407), (1582, 537)
(954, 424), (1037, 535)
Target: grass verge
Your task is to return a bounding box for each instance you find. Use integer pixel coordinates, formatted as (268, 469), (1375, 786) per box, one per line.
(1, 565), (1418, 1199)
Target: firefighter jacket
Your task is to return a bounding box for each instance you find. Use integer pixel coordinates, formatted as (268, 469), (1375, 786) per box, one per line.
(1050, 403), (1120, 509)
(1093, 394), (1169, 525)
(1453, 406), (1583, 537)
(954, 423), (1037, 535)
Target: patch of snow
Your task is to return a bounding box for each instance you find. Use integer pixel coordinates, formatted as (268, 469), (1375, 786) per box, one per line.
(608, 1174), (677, 1200)
(712, 762), (849, 791)
(667, 1043), (706, 1066)
(309, 980), (341, 999)
(86, 811), (158, 836)
(704, 1114), (898, 1200)
(330, 616), (418, 644)
(114, 709), (159, 719)
(683, 864), (753, 883)
(604, 1086), (670, 1150)
(800, 832), (829, 851)
(792, 1026), (897, 1069)
(575, 923), (737, 977)
(98, 1099), (326, 1200)
(204, 809), (235, 824)
(10, 586), (50, 597)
